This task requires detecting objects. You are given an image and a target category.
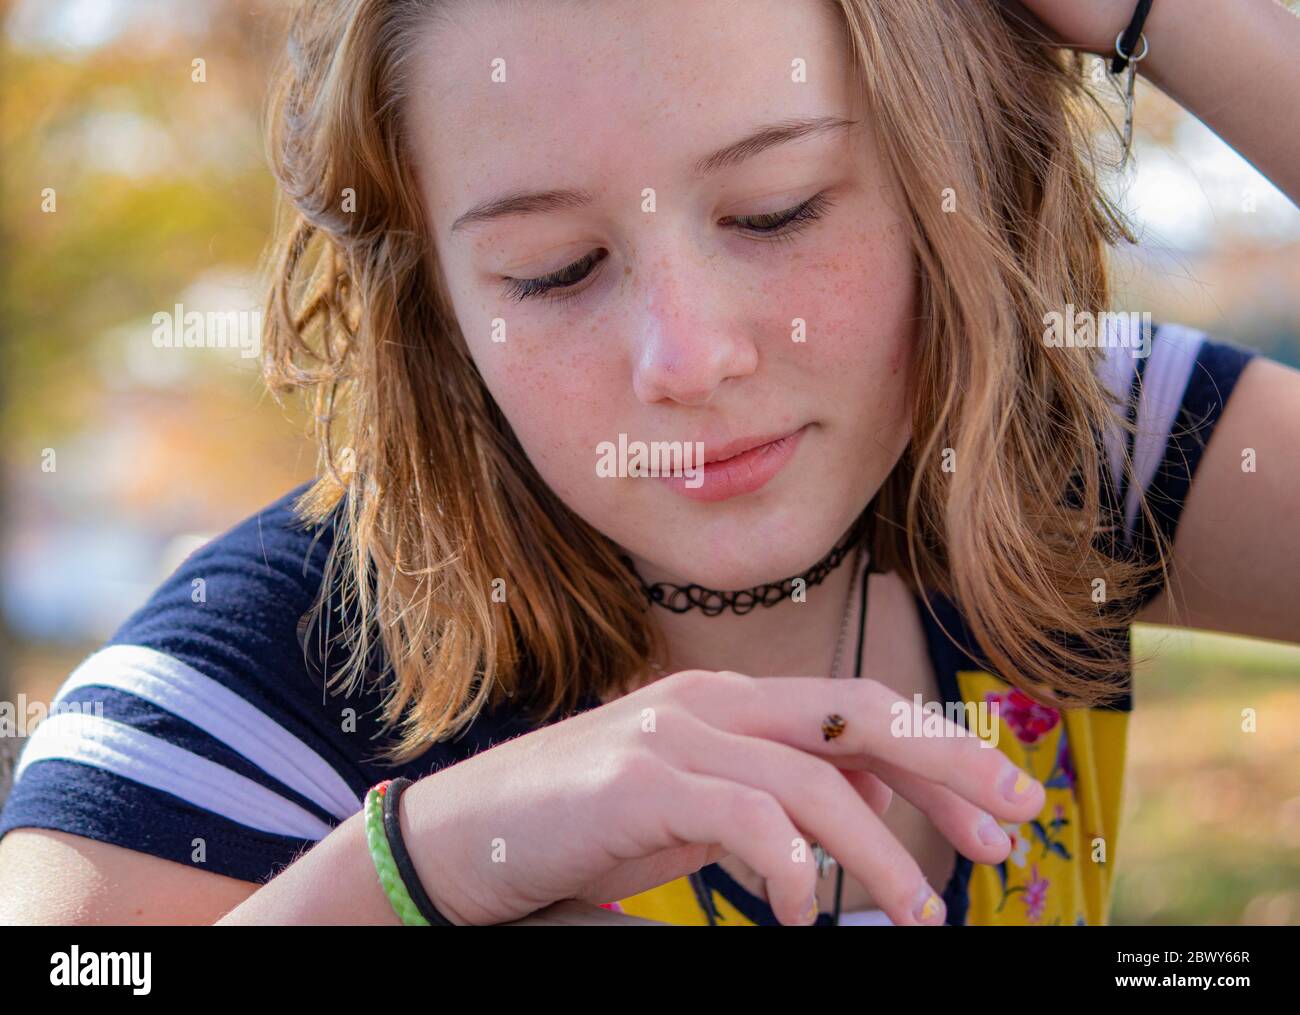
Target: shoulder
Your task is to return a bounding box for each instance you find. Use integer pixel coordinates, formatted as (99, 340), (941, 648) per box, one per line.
(0, 474), (600, 883)
(1096, 319), (1258, 570)
(920, 320), (1261, 678)
(107, 481), (335, 707)
(1, 485), (425, 882)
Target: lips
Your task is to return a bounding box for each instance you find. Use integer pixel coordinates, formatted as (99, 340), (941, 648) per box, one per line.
(701, 428), (805, 465)
(659, 423), (809, 503)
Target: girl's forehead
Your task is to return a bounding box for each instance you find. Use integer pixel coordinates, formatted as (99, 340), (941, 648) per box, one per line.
(406, 0), (855, 215)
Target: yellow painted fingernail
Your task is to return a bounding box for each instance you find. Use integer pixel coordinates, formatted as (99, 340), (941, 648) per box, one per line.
(914, 889), (944, 924)
(1003, 767), (1036, 801)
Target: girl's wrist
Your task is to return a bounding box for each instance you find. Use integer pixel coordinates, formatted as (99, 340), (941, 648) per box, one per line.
(1135, 0), (1194, 89)
(396, 775), (488, 927)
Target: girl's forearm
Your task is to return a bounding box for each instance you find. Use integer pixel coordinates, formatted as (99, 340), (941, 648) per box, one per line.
(215, 812), (401, 924)
(211, 801), (652, 926)
(214, 809), (468, 926)
(1142, 0), (1300, 203)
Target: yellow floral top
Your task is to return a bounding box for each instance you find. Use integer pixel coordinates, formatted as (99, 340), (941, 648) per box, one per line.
(610, 590), (1129, 927)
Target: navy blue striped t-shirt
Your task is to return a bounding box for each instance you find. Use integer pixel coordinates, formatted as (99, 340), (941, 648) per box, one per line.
(0, 321), (1258, 893)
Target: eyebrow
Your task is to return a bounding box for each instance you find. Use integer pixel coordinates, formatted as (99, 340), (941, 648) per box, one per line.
(450, 115), (858, 233)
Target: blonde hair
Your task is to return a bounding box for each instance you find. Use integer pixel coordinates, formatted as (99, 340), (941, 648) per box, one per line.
(262, 0), (1163, 764)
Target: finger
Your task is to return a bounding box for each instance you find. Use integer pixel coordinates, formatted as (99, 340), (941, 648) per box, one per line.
(862, 756), (1016, 867)
(655, 769), (821, 927)
(841, 766), (893, 817)
(661, 713), (947, 926)
(577, 841), (717, 908)
(677, 671), (1045, 823)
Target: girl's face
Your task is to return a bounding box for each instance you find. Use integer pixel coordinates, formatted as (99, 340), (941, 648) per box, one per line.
(408, 0), (917, 588)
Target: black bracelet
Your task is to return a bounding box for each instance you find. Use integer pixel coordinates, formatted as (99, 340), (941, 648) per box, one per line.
(381, 776), (457, 926)
(1111, 0), (1154, 74)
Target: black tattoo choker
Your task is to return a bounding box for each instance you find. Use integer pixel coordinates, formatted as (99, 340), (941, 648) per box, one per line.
(620, 509), (873, 617)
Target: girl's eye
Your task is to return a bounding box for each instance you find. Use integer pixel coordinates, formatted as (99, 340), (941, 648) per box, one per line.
(502, 248), (608, 304)
(722, 190), (833, 237)
(500, 190), (833, 304)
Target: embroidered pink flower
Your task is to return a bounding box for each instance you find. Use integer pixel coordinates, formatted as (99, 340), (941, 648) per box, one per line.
(1001, 823), (1031, 867)
(1023, 864), (1050, 923)
(985, 688), (1060, 745)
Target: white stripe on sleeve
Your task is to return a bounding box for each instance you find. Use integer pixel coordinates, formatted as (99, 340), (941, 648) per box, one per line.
(49, 644), (361, 820)
(1123, 323), (1206, 540)
(14, 711), (335, 840)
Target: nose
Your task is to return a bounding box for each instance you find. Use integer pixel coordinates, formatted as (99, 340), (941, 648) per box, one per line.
(630, 254), (759, 406)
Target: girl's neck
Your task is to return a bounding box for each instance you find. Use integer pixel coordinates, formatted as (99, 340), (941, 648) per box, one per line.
(636, 547), (867, 685)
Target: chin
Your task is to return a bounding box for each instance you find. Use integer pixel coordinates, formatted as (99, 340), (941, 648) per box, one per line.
(628, 506), (854, 591)
(553, 449), (873, 588)
(655, 551), (829, 592)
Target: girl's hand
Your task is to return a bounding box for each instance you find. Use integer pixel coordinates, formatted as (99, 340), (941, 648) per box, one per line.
(400, 669), (1045, 926)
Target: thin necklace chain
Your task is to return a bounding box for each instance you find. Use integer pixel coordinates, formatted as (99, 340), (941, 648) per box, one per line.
(813, 543), (864, 887)
(828, 543), (864, 683)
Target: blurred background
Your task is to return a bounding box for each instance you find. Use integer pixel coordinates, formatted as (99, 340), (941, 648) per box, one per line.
(1, 0), (1298, 923)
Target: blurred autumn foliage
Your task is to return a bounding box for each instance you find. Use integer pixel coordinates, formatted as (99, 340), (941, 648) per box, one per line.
(2, 0), (310, 496)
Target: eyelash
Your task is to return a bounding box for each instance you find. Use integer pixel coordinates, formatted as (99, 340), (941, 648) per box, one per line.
(500, 190), (834, 305)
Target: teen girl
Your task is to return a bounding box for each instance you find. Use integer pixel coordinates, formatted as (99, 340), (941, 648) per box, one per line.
(2, 0), (1298, 926)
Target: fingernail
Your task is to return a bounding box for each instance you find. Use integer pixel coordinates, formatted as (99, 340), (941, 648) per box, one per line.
(912, 884), (945, 925)
(803, 893), (819, 925)
(1001, 766), (1037, 802)
(978, 814), (1010, 848)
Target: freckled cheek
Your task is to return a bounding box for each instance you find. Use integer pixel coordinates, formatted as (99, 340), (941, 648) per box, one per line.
(470, 335), (623, 495)
(765, 226), (916, 391)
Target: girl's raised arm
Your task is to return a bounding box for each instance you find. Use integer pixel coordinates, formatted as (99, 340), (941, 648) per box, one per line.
(1010, 0), (1300, 641)
(1011, 0), (1300, 202)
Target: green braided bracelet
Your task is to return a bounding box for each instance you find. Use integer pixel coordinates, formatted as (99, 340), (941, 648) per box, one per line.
(365, 781), (431, 926)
